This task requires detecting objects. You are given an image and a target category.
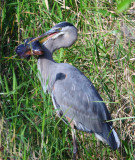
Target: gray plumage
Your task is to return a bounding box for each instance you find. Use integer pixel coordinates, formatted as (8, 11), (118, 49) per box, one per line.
(36, 22), (120, 152)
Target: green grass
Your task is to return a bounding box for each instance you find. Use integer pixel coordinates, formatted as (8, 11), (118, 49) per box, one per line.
(0, 0), (135, 159)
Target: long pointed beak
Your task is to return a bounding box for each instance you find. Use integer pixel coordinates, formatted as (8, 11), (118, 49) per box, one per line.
(29, 28), (61, 44)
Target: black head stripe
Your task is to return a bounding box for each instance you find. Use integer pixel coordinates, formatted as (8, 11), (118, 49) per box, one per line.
(53, 22), (74, 28)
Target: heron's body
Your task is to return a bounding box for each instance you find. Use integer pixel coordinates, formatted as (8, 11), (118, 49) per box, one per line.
(37, 46), (119, 151)
(16, 22), (120, 159)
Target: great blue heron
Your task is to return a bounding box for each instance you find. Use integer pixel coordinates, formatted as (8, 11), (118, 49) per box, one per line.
(16, 22), (120, 159)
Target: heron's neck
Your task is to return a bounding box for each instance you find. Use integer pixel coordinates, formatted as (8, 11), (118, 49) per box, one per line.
(39, 44), (54, 60)
(37, 43), (56, 91)
(39, 38), (57, 61)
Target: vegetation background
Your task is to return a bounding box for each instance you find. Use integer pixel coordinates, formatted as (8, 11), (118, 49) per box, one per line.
(0, 0), (135, 159)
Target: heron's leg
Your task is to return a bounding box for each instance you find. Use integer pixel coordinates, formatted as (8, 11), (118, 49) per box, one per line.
(71, 128), (78, 160)
(66, 117), (78, 159)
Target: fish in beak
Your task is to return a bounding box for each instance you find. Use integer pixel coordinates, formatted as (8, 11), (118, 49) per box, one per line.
(16, 28), (61, 58)
(16, 38), (44, 58)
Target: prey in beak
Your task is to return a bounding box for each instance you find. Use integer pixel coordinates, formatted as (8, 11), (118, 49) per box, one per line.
(16, 28), (61, 58)
(16, 38), (43, 58)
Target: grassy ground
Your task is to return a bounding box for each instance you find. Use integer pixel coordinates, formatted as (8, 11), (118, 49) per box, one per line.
(0, 0), (135, 159)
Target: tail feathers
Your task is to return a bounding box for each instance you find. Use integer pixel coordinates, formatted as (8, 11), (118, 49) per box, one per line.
(95, 126), (120, 150)
(111, 128), (120, 148)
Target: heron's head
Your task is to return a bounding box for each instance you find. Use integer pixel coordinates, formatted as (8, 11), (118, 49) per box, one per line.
(16, 22), (77, 57)
(31, 22), (78, 53)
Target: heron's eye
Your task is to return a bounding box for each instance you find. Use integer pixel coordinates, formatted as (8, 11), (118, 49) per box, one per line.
(58, 28), (62, 31)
